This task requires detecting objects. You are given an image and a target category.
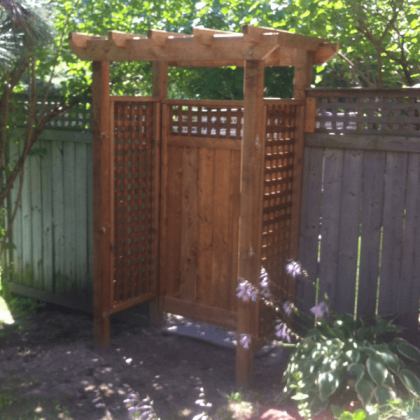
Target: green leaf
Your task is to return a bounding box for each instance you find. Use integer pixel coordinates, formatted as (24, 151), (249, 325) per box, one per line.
(355, 376), (374, 406)
(359, 346), (376, 357)
(348, 363), (365, 383)
(345, 349), (360, 364)
(374, 385), (396, 405)
(396, 342), (420, 363)
(398, 369), (420, 396)
(318, 371), (339, 402)
(366, 356), (388, 386)
(352, 409), (368, 420)
(377, 349), (400, 374)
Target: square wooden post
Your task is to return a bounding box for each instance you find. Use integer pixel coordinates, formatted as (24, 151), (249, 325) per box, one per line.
(149, 61), (168, 327)
(289, 51), (314, 300)
(92, 61), (112, 347)
(236, 60), (265, 387)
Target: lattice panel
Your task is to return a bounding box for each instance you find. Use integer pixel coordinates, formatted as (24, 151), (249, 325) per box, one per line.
(314, 92), (420, 136)
(10, 93), (92, 131)
(259, 104), (297, 337)
(169, 103), (243, 139)
(113, 101), (155, 305)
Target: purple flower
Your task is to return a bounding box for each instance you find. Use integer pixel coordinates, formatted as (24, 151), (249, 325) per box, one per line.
(275, 322), (291, 343)
(260, 268), (271, 298)
(283, 301), (293, 316)
(286, 261), (301, 278)
(310, 301), (329, 319)
(239, 333), (251, 349)
(236, 280), (258, 302)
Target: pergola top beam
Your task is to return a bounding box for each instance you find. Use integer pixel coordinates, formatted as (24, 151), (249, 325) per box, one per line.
(69, 26), (338, 66)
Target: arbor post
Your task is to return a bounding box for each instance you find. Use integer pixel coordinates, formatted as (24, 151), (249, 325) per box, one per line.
(92, 61), (112, 347)
(236, 60), (265, 387)
(149, 61), (168, 327)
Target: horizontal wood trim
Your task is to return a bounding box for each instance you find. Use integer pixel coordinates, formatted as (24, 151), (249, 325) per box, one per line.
(111, 293), (156, 314)
(307, 88), (420, 98)
(317, 102), (420, 111)
(306, 133), (420, 153)
(164, 99), (244, 108)
(317, 115), (420, 125)
(110, 96), (161, 102)
(263, 98), (305, 106)
(13, 128), (92, 144)
(8, 282), (93, 312)
(163, 296), (238, 329)
(168, 136), (242, 150)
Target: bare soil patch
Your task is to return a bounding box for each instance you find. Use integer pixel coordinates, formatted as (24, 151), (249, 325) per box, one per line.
(0, 303), (292, 420)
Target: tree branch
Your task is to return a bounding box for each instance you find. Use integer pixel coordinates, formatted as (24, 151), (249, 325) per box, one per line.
(337, 52), (375, 87)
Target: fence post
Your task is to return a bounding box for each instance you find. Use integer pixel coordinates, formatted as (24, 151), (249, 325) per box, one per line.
(92, 61), (112, 347)
(149, 61), (168, 328)
(236, 60), (265, 387)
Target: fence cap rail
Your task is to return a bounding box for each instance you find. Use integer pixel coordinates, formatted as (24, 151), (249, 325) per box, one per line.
(306, 87), (420, 98)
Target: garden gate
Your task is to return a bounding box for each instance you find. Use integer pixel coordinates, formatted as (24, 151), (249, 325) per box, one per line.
(71, 26), (338, 385)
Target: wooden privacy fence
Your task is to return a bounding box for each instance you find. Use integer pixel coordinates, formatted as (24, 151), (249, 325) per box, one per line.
(299, 88), (420, 340)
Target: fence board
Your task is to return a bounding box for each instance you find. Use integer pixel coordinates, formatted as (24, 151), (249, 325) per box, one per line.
(298, 147), (324, 313)
(180, 146), (198, 301)
(358, 151), (386, 317)
(52, 141), (65, 293)
(229, 149), (241, 312)
(8, 141), (23, 279)
(40, 140), (53, 293)
(30, 144), (43, 289)
(319, 148), (344, 306)
(63, 142), (76, 293)
(210, 148), (231, 310)
(86, 144), (94, 287)
(75, 143), (88, 291)
(196, 147), (214, 306)
(398, 154), (420, 334)
(335, 149), (363, 316)
(378, 152), (408, 316)
(165, 145), (183, 296)
(21, 154), (32, 286)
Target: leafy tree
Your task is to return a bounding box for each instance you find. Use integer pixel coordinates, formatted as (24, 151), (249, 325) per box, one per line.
(0, 0), (84, 252)
(279, 0), (420, 87)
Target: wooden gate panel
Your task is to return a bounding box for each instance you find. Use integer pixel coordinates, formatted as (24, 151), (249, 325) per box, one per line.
(161, 100), (243, 326)
(111, 98), (159, 313)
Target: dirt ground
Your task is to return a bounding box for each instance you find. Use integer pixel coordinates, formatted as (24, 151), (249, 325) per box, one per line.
(0, 302), (292, 420)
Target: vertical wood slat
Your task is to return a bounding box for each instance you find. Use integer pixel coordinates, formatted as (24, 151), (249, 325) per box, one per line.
(180, 146), (198, 301)
(8, 141), (23, 281)
(399, 154), (420, 339)
(196, 147), (214, 306)
(30, 144), (43, 289)
(21, 153), (32, 286)
(165, 144), (183, 296)
(236, 60), (265, 387)
(87, 143), (94, 287)
(318, 148), (344, 306)
(40, 140), (53, 293)
(357, 151), (385, 317)
(378, 152), (408, 316)
(63, 142), (76, 292)
(52, 141), (65, 293)
(297, 147), (324, 313)
(210, 149), (232, 309)
(229, 149), (241, 313)
(75, 143), (88, 292)
(92, 61), (112, 347)
(335, 149), (363, 316)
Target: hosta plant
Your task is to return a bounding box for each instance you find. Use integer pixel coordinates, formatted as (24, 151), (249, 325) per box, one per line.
(282, 310), (420, 417)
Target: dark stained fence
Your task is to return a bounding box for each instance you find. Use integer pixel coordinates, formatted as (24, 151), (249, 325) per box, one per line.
(299, 88), (420, 341)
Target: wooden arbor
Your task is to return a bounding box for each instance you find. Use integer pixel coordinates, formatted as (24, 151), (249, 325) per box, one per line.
(70, 26), (338, 386)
